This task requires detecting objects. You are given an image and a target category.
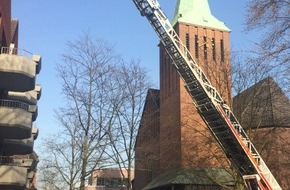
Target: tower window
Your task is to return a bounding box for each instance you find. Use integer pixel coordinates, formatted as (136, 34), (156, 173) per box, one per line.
(203, 36), (207, 60)
(194, 35), (198, 58)
(212, 38), (216, 61)
(220, 39), (224, 62)
(186, 33), (190, 50)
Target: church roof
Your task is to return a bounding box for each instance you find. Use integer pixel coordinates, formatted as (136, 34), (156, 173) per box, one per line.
(135, 89), (160, 148)
(142, 168), (234, 190)
(172, 0), (230, 31)
(233, 77), (290, 129)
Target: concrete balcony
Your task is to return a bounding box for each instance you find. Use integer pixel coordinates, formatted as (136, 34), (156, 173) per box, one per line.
(2, 127), (38, 156)
(0, 47), (41, 92)
(27, 170), (35, 180)
(0, 100), (32, 139)
(13, 152), (39, 171)
(8, 84), (42, 105)
(6, 84), (41, 122)
(29, 105), (38, 121)
(0, 165), (27, 190)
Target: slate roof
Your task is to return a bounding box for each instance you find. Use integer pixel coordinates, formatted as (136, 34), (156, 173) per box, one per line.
(142, 168), (235, 190)
(148, 89), (160, 110)
(233, 77), (290, 129)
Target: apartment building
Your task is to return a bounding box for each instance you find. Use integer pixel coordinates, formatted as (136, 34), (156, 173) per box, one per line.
(0, 1), (41, 189)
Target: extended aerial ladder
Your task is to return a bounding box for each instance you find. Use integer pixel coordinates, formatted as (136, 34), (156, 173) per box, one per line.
(132, 0), (282, 189)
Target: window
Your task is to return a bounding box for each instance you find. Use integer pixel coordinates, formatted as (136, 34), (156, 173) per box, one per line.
(186, 33), (190, 50)
(122, 178), (129, 186)
(203, 36), (207, 60)
(220, 39), (224, 62)
(212, 38), (216, 61)
(97, 178), (105, 186)
(104, 178), (110, 186)
(194, 35), (199, 58)
(97, 177), (128, 187)
(111, 178), (119, 187)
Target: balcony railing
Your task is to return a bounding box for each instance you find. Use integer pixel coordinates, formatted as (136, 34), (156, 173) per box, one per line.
(1, 46), (33, 59)
(1, 46), (42, 75)
(0, 99), (29, 111)
(0, 156), (20, 166)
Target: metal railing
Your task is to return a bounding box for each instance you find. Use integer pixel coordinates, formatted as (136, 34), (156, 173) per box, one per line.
(0, 156), (20, 166)
(0, 46), (33, 59)
(0, 99), (29, 111)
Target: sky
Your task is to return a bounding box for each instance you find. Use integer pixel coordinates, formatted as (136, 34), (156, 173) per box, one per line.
(11, 0), (258, 150)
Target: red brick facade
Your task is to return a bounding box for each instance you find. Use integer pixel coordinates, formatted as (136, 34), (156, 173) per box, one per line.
(159, 23), (232, 174)
(134, 89), (160, 190)
(0, 0), (18, 49)
(0, 0), (12, 47)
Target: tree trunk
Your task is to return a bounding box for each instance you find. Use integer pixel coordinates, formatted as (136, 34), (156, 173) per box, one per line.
(80, 135), (89, 190)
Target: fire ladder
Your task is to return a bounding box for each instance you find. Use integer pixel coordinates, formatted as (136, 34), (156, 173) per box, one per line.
(132, 0), (282, 189)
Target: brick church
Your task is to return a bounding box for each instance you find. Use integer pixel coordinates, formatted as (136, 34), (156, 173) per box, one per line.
(133, 0), (290, 190)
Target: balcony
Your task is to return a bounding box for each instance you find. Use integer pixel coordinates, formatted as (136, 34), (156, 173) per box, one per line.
(0, 165), (27, 190)
(2, 127), (38, 156)
(8, 84), (42, 105)
(0, 154), (38, 190)
(0, 47), (41, 92)
(13, 152), (39, 171)
(0, 100), (32, 139)
(6, 84), (42, 122)
(29, 104), (38, 121)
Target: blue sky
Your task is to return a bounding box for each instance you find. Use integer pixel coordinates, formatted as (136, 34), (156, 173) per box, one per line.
(11, 0), (258, 149)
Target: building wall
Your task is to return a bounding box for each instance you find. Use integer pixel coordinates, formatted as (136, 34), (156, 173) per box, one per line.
(174, 23), (232, 104)
(87, 168), (134, 190)
(134, 89), (160, 190)
(159, 53), (181, 171)
(0, 0), (12, 47)
(159, 22), (232, 174)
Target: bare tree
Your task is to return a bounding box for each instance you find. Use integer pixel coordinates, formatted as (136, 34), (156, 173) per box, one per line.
(39, 32), (122, 190)
(38, 116), (81, 190)
(245, 0), (290, 95)
(105, 61), (151, 190)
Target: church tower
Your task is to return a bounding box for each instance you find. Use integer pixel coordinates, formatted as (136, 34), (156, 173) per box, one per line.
(159, 0), (232, 173)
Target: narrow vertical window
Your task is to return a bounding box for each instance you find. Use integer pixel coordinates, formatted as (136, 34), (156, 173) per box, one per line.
(220, 39), (224, 62)
(212, 38), (216, 61)
(203, 36), (207, 60)
(186, 33), (190, 50)
(194, 35), (199, 58)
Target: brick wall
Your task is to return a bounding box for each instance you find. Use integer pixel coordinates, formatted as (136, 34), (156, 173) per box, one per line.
(159, 23), (232, 173)
(0, 0), (12, 47)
